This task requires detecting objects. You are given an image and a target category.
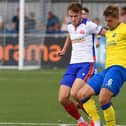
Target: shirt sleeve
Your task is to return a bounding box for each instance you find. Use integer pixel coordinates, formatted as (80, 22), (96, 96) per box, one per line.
(86, 21), (103, 34)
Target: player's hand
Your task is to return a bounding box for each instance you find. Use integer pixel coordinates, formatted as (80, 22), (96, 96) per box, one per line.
(57, 50), (65, 56)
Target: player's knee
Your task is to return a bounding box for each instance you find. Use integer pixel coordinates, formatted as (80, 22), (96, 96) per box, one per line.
(99, 96), (109, 106)
(77, 89), (87, 100)
(58, 95), (69, 105)
(78, 85), (94, 100)
(70, 90), (78, 100)
(99, 89), (113, 106)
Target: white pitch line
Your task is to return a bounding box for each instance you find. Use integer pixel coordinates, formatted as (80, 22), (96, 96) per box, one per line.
(0, 122), (75, 125)
(0, 122), (125, 126)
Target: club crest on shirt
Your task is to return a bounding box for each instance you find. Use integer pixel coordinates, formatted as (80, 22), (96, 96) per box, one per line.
(80, 30), (85, 34)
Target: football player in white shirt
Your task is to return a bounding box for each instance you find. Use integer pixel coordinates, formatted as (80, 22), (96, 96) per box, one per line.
(58, 3), (105, 126)
(81, 7), (89, 19)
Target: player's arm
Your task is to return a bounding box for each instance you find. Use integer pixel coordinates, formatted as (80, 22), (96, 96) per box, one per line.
(87, 21), (106, 36)
(98, 28), (106, 36)
(57, 34), (71, 56)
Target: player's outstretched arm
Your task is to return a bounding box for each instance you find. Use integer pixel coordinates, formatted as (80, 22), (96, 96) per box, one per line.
(57, 34), (71, 56)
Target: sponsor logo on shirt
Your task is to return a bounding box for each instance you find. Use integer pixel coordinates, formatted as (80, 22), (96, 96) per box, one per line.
(72, 37), (85, 43)
(107, 41), (116, 46)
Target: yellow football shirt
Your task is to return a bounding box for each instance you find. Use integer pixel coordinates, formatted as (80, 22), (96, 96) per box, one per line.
(105, 23), (126, 68)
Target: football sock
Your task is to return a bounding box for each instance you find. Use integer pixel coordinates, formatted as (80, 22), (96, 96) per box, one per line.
(64, 102), (83, 120)
(94, 120), (102, 126)
(77, 116), (85, 123)
(101, 103), (115, 126)
(80, 98), (100, 121)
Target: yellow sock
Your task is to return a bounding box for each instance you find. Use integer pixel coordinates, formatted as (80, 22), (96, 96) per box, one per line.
(103, 105), (115, 126)
(83, 98), (100, 121)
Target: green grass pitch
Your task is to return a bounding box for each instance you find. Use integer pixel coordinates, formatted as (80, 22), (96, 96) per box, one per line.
(0, 69), (125, 126)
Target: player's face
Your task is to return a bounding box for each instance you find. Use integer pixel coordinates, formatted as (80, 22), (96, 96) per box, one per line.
(81, 10), (88, 19)
(104, 16), (119, 29)
(120, 9), (126, 22)
(120, 9), (126, 16)
(68, 10), (81, 26)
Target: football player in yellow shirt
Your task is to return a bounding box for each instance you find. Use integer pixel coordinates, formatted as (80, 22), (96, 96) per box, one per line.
(77, 4), (126, 126)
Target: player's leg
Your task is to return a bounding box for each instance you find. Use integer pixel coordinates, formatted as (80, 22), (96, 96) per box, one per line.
(71, 78), (89, 115)
(78, 70), (106, 126)
(99, 88), (115, 126)
(78, 84), (101, 126)
(71, 63), (102, 126)
(99, 66), (126, 126)
(59, 64), (88, 125)
(71, 78), (84, 100)
(58, 86), (88, 126)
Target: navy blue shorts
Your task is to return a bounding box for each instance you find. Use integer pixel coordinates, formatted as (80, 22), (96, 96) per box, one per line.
(88, 65), (126, 96)
(61, 62), (96, 87)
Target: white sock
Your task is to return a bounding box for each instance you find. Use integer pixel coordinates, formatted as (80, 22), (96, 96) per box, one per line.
(94, 120), (102, 126)
(77, 116), (85, 123)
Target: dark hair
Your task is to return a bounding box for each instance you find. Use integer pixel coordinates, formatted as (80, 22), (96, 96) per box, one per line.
(82, 7), (89, 13)
(103, 4), (119, 18)
(67, 3), (82, 13)
(121, 6), (126, 11)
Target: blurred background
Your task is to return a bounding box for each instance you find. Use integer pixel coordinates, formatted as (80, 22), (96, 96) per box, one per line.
(0, 0), (125, 69)
(0, 0), (125, 126)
